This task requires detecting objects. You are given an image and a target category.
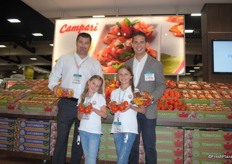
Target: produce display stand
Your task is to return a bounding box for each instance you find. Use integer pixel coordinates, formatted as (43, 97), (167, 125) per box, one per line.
(0, 111), (54, 163)
(0, 79), (232, 163)
(0, 149), (51, 161)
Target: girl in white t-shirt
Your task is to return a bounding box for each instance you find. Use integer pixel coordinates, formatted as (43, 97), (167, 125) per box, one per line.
(110, 65), (146, 164)
(78, 75), (107, 164)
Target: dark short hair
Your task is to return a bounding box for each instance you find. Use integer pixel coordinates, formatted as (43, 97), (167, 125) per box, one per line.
(76, 32), (92, 44)
(132, 31), (147, 42)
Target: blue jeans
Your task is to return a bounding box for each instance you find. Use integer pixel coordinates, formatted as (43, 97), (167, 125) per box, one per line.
(129, 113), (157, 164)
(79, 130), (101, 164)
(113, 133), (136, 164)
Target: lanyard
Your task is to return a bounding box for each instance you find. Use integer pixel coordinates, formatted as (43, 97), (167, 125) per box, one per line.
(119, 88), (127, 103)
(74, 55), (89, 74)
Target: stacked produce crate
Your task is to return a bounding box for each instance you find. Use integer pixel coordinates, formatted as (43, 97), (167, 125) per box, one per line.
(184, 129), (232, 164)
(0, 117), (16, 151)
(49, 121), (57, 156)
(13, 119), (51, 155)
(98, 124), (117, 161)
(156, 126), (184, 164)
(66, 123), (75, 158)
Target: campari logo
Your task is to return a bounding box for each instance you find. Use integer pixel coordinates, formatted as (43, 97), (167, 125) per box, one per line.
(59, 23), (99, 34)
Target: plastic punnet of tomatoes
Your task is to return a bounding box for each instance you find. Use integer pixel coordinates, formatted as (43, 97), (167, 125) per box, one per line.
(56, 87), (74, 98)
(132, 91), (153, 107)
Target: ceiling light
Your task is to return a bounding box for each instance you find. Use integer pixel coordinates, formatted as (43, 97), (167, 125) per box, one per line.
(185, 73), (191, 75)
(12, 71), (17, 73)
(49, 44), (53, 46)
(32, 33), (43, 36)
(30, 57), (37, 60)
(0, 45), (6, 48)
(189, 70), (195, 73)
(194, 66), (200, 69)
(185, 29), (194, 33)
(191, 13), (201, 17)
(7, 19), (21, 23)
(92, 15), (105, 18)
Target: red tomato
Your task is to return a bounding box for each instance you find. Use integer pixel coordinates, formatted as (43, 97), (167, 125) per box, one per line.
(85, 108), (91, 114)
(87, 103), (92, 110)
(111, 105), (118, 113)
(123, 101), (129, 107)
(118, 104), (125, 111)
(78, 103), (85, 113)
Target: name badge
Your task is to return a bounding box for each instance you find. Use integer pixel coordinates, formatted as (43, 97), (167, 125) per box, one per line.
(73, 74), (82, 84)
(113, 121), (122, 132)
(144, 71), (155, 81)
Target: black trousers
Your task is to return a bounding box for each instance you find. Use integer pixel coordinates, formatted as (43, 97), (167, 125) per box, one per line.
(52, 98), (83, 164)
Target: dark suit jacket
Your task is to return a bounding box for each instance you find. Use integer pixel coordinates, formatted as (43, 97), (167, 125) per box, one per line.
(126, 55), (166, 119)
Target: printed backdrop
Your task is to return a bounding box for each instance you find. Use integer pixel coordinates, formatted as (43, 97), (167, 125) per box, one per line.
(53, 16), (185, 75)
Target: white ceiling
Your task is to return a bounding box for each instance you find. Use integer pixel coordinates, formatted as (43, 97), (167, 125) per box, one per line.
(23, 0), (232, 19)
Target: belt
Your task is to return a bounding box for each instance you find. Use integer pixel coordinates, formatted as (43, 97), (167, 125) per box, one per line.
(62, 97), (78, 102)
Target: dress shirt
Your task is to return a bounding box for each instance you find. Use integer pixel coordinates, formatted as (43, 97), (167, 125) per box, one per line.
(133, 54), (148, 87)
(48, 52), (103, 99)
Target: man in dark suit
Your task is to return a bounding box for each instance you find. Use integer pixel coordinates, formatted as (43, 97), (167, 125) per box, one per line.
(126, 31), (166, 164)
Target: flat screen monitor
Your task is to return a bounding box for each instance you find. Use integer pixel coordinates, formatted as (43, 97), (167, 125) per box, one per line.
(212, 39), (232, 73)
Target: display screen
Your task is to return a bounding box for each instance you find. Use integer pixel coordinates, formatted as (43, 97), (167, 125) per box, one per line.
(212, 40), (232, 73)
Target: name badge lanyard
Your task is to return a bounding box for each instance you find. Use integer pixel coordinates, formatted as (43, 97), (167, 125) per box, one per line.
(74, 55), (89, 74)
(116, 89), (127, 121)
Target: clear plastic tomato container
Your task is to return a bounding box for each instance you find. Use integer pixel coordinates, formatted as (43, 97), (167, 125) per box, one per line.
(56, 87), (74, 98)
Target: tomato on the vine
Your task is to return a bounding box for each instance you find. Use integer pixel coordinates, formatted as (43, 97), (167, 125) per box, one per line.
(118, 104), (125, 111)
(111, 105), (118, 113)
(123, 101), (129, 107)
(85, 108), (91, 114)
(78, 103), (92, 114)
(78, 103), (85, 113)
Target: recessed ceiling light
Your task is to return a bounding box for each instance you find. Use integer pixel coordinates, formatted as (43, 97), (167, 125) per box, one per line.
(191, 13), (201, 17)
(185, 73), (191, 75)
(185, 29), (194, 33)
(30, 57), (37, 60)
(92, 15), (105, 18)
(49, 44), (53, 46)
(189, 70), (195, 73)
(7, 19), (21, 23)
(194, 66), (200, 69)
(12, 71), (17, 73)
(0, 45), (6, 48)
(32, 33), (43, 36)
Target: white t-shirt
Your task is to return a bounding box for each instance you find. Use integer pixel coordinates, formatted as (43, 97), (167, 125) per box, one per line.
(78, 92), (106, 134)
(110, 86), (138, 134)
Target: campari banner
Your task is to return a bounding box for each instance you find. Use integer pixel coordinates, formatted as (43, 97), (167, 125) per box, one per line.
(53, 16), (185, 75)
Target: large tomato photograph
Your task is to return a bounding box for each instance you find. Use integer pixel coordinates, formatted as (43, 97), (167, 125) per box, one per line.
(53, 16), (185, 75)
(92, 17), (161, 73)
